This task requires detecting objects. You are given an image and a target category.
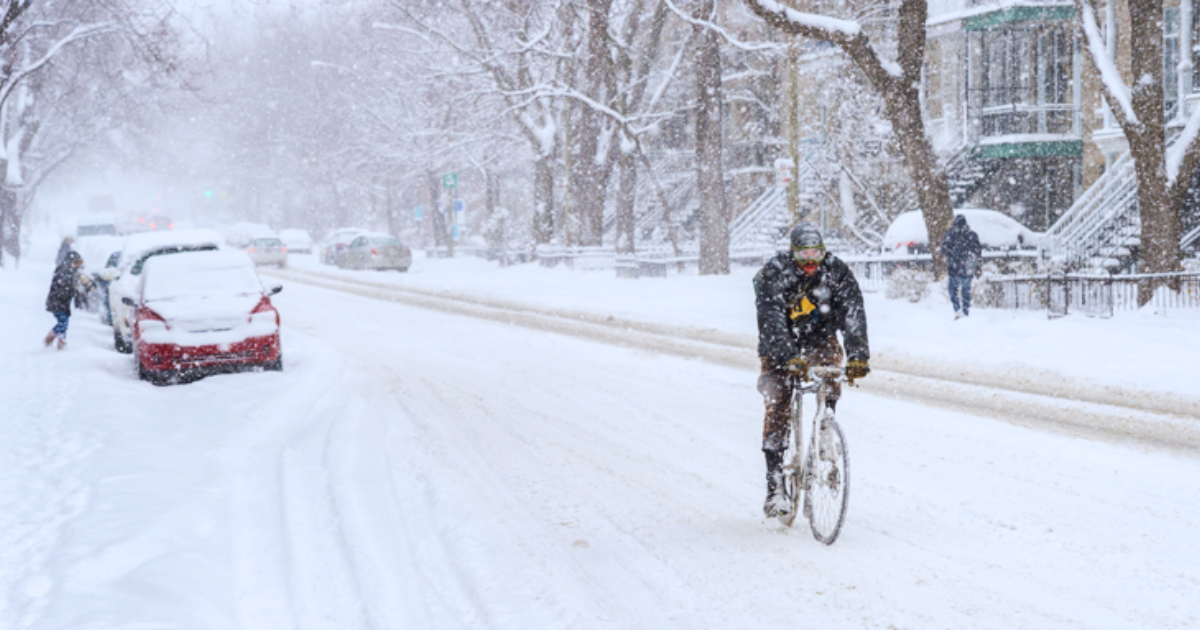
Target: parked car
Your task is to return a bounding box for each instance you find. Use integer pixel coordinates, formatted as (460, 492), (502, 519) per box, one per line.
(126, 250), (282, 384)
(223, 221), (275, 248)
(107, 229), (225, 354)
(339, 233), (413, 271)
(76, 212), (122, 237)
(247, 237), (288, 267)
(279, 229), (314, 254)
(319, 228), (367, 266)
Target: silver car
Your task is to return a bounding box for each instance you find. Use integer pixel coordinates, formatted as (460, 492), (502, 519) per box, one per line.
(247, 237), (288, 268)
(340, 233), (412, 271)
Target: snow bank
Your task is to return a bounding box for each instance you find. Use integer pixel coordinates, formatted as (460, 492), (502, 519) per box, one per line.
(884, 209), (1042, 250)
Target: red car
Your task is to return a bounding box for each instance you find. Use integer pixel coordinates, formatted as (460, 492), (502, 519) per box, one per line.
(124, 250), (282, 384)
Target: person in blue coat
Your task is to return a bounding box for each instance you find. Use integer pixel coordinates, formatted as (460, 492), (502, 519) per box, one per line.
(940, 215), (982, 318)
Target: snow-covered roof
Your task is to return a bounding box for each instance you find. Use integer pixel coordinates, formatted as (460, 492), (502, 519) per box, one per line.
(223, 222), (275, 245)
(884, 209), (1042, 250)
(120, 228), (226, 268)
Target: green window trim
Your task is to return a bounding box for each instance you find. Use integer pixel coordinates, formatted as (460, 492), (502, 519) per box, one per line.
(978, 140), (1083, 159)
(964, 5), (1077, 30)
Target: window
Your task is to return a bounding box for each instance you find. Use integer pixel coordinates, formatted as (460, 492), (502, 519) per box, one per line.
(977, 24), (1075, 136)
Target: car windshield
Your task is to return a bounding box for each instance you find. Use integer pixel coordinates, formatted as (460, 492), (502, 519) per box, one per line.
(78, 225), (117, 236)
(372, 237), (403, 247)
(144, 264), (263, 302)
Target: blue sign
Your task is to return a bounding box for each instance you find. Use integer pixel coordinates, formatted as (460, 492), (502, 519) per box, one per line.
(414, 205), (423, 219)
(451, 225), (459, 240)
(452, 199), (465, 213)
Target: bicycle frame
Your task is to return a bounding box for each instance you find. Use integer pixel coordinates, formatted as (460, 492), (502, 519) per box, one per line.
(781, 366), (846, 529)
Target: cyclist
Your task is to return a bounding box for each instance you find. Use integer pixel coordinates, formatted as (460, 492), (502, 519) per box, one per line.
(754, 223), (870, 518)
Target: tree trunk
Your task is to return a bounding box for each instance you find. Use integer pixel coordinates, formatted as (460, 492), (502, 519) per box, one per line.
(533, 154), (555, 245)
(616, 144), (637, 254)
(695, 0), (729, 275)
(428, 171), (446, 249)
(570, 0), (613, 247)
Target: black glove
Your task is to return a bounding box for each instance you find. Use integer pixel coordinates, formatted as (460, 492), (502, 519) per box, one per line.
(785, 356), (808, 381)
(845, 359), (869, 383)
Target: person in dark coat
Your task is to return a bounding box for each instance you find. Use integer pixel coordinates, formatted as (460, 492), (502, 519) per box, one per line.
(45, 251), (84, 350)
(753, 223), (870, 519)
(55, 236), (75, 266)
(940, 215), (983, 318)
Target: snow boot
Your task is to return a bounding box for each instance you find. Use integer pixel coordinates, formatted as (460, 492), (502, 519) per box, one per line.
(763, 450), (791, 518)
(44, 333), (56, 347)
(56, 338), (67, 351)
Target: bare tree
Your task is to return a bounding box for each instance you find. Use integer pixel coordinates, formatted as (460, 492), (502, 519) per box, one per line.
(1076, 0), (1193, 302)
(742, 0), (955, 275)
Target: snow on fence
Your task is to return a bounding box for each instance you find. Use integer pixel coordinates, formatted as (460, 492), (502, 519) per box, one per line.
(977, 272), (1200, 318)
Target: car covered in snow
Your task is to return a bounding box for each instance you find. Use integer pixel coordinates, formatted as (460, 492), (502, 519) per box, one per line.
(318, 228), (368, 266)
(339, 232), (412, 271)
(884, 209), (1043, 254)
(279, 229), (314, 254)
(222, 221), (275, 249)
(106, 228), (226, 354)
(125, 250), (282, 384)
(246, 237), (288, 267)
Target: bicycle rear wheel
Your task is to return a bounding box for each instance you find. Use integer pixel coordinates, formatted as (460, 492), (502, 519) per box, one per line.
(806, 417), (849, 545)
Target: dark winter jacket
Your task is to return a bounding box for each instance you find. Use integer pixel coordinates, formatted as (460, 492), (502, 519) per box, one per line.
(754, 252), (869, 364)
(940, 216), (982, 277)
(45, 261), (79, 315)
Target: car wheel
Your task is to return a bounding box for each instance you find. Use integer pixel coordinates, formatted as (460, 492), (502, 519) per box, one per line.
(399, 267), (409, 273)
(264, 356), (283, 372)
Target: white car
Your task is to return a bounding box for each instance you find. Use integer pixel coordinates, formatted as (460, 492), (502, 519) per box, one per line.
(246, 237), (288, 267)
(279, 229), (314, 254)
(107, 228), (225, 354)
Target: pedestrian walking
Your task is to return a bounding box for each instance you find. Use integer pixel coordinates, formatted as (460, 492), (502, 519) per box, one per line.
(45, 251), (84, 350)
(940, 215), (982, 319)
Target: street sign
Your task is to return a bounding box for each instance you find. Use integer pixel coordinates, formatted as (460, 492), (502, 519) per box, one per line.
(451, 225), (460, 240)
(414, 205), (423, 219)
(452, 199), (464, 213)
(442, 173), (457, 188)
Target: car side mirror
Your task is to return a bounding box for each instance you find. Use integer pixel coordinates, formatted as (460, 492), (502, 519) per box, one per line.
(121, 297), (136, 307)
(268, 285), (283, 296)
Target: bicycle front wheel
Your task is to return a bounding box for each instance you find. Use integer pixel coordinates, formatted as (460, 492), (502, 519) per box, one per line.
(806, 417), (849, 545)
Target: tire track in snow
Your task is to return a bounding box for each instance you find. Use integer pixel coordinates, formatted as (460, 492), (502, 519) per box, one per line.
(266, 268), (1200, 455)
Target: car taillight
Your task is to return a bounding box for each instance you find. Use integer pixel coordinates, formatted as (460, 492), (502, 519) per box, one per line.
(371, 248), (378, 256)
(248, 247), (255, 253)
(140, 306), (166, 322)
(250, 297), (279, 326)
(149, 222), (157, 229)
(406, 248), (411, 257)
(169, 223), (175, 229)
(137, 306), (169, 332)
(281, 246), (287, 253)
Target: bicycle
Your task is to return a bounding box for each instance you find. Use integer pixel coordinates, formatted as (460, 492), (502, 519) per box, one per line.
(777, 365), (850, 545)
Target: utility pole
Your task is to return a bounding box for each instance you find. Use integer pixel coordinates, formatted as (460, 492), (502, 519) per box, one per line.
(442, 172), (457, 257)
(786, 43), (802, 223)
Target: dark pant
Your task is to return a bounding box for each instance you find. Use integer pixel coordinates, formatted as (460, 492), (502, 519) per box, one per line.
(51, 312), (70, 339)
(949, 275), (973, 314)
(758, 337), (844, 452)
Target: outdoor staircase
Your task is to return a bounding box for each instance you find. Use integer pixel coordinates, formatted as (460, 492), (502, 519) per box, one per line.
(942, 144), (991, 207)
(727, 160), (823, 253)
(1043, 151), (1141, 272)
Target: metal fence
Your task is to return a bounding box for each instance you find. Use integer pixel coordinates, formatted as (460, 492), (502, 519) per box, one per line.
(978, 272), (1200, 317)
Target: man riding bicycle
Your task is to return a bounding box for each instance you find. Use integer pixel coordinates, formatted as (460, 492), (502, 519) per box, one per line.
(754, 223), (870, 518)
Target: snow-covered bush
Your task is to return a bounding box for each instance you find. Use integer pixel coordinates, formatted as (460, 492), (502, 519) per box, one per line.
(886, 268), (932, 302)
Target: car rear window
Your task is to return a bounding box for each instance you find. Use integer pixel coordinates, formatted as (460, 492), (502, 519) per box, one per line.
(372, 237), (403, 247)
(78, 225), (118, 236)
(144, 264), (263, 301)
(254, 238), (282, 247)
(132, 244), (219, 275)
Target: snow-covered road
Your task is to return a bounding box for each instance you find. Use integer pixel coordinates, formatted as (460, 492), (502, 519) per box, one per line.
(6, 268), (1199, 629)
